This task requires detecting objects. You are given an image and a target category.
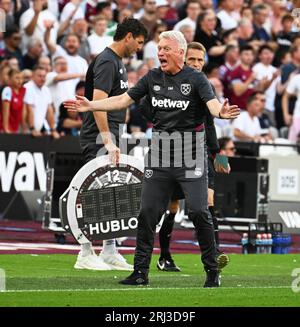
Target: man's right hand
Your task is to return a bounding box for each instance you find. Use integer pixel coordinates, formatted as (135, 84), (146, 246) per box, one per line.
(105, 141), (120, 165)
(64, 95), (91, 112)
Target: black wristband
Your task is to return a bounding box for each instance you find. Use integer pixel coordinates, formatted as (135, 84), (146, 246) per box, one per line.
(29, 127), (34, 131)
(50, 128), (57, 132)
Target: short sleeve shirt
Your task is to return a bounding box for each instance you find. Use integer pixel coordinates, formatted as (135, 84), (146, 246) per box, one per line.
(127, 66), (216, 132)
(80, 47), (128, 143)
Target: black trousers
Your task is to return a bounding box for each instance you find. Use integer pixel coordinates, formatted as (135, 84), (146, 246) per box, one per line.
(134, 158), (218, 273)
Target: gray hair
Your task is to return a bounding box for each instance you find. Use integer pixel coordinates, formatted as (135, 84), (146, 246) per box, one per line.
(27, 37), (42, 49)
(159, 30), (187, 56)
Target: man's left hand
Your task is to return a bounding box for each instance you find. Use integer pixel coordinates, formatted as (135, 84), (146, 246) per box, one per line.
(220, 98), (240, 119)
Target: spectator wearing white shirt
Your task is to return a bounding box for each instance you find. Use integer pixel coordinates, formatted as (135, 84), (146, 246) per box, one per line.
(233, 94), (271, 142)
(88, 15), (113, 58)
(217, 0), (239, 31)
(282, 73), (300, 142)
(24, 66), (59, 139)
(45, 56), (84, 123)
(252, 45), (280, 126)
(173, 0), (201, 33)
(44, 23), (88, 91)
(60, 0), (84, 24)
(19, 0), (58, 54)
(143, 22), (167, 69)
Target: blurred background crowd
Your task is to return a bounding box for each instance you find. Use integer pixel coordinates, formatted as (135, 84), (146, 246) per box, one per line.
(1, 0), (300, 145)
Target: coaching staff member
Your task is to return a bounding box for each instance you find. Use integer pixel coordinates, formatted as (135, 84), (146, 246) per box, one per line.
(74, 18), (147, 271)
(65, 31), (240, 287)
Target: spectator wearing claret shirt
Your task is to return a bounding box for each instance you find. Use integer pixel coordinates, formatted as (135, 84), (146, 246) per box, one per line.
(0, 68), (26, 133)
(226, 45), (256, 110)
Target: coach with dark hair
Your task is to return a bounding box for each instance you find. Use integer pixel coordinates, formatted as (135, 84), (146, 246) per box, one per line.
(73, 18), (148, 272)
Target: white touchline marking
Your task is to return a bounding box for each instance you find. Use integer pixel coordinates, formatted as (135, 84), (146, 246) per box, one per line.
(1, 286), (291, 293)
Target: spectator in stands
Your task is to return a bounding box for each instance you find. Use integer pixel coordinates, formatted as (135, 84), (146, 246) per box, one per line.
(130, 0), (144, 19)
(219, 45), (239, 98)
(156, 0), (169, 23)
(251, 4), (271, 43)
(96, 1), (117, 37)
(45, 56), (84, 123)
(21, 68), (32, 84)
(270, 0), (288, 36)
(2, 25), (23, 69)
(274, 14), (298, 67)
(19, 0), (59, 54)
(0, 68), (26, 133)
(57, 81), (84, 136)
(217, 0), (239, 31)
(194, 9), (227, 65)
(60, 0), (84, 26)
(254, 90), (278, 139)
(240, 5), (253, 21)
(85, 0), (99, 23)
(233, 94), (273, 142)
(282, 71), (300, 142)
(173, 0), (200, 33)
(140, 0), (158, 40)
(113, 0), (130, 23)
(8, 56), (19, 70)
(0, 0), (14, 30)
(70, 18), (91, 62)
(37, 55), (51, 72)
(218, 136), (236, 157)
(143, 22), (167, 69)
(117, 7), (133, 24)
(179, 24), (194, 43)
(275, 44), (300, 130)
(252, 45), (280, 126)
(57, 0), (83, 40)
(44, 23), (88, 90)
(88, 15), (113, 58)
(227, 45), (260, 111)
(23, 66), (59, 139)
(237, 18), (263, 51)
(22, 37), (43, 70)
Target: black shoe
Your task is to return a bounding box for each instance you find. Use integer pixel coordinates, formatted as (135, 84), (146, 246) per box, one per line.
(119, 270), (149, 286)
(157, 258), (181, 272)
(203, 270), (221, 288)
(216, 251), (230, 271)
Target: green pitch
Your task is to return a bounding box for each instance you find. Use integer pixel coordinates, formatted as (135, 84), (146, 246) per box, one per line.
(0, 254), (299, 307)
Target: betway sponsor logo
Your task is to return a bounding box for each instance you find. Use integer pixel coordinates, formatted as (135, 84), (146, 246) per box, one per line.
(151, 97), (190, 111)
(279, 211), (300, 228)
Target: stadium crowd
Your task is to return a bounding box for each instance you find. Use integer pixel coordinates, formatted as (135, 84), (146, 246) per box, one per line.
(1, 0), (300, 145)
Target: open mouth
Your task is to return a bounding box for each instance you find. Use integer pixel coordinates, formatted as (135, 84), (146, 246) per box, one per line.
(159, 59), (168, 68)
